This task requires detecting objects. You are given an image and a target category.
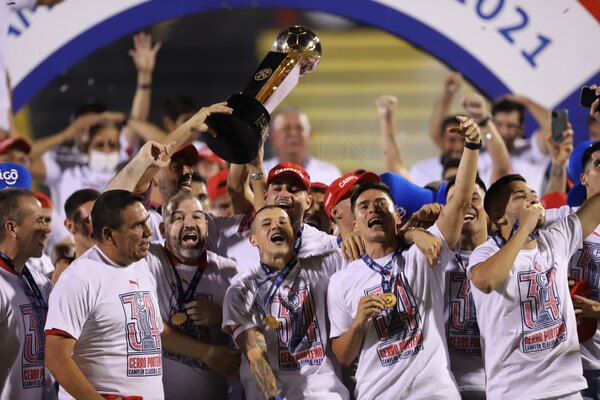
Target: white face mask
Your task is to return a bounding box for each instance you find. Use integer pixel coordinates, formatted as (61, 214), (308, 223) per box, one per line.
(88, 150), (119, 172)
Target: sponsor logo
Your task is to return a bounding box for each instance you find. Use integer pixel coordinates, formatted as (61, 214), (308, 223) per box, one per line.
(254, 68), (272, 81)
(0, 168), (19, 185)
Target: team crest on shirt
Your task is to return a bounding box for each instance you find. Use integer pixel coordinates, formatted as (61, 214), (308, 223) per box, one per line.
(20, 304), (46, 388)
(447, 271), (481, 355)
(270, 285), (325, 371)
(164, 291), (212, 370)
(517, 266), (567, 353)
(120, 291), (163, 376)
(571, 243), (600, 299)
(366, 272), (423, 366)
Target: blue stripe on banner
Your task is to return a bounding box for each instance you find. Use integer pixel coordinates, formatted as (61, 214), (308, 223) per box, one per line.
(12, 0), (597, 143)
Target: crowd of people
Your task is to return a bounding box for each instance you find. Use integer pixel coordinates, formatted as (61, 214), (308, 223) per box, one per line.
(2, 12), (600, 400)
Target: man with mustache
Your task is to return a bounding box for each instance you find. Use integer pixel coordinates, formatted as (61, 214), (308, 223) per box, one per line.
(145, 191), (240, 399)
(327, 116), (480, 400)
(45, 188), (235, 399)
(468, 173), (600, 399)
(0, 188), (53, 400)
(223, 205), (348, 400)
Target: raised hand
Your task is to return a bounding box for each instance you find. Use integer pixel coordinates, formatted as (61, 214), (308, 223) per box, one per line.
(129, 32), (162, 76)
(188, 102), (234, 136)
(375, 95), (398, 119)
(443, 72), (462, 97)
(448, 116), (481, 144)
(461, 92), (489, 124)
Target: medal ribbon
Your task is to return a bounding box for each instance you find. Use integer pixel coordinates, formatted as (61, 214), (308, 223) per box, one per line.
(293, 225), (304, 255)
(169, 250), (207, 312)
(254, 257), (298, 318)
(0, 251), (47, 311)
(492, 220), (539, 249)
(361, 249), (401, 294)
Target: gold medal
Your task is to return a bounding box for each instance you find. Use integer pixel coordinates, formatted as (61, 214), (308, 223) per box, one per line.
(171, 312), (187, 326)
(382, 293), (397, 308)
(264, 315), (281, 329)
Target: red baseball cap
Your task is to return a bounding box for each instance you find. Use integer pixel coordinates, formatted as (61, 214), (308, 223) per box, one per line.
(171, 144), (200, 166)
(197, 144), (228, 168)
(0, 137), (31, 155)
(33, 191), (53, 209)
(324, 171), (381, 218)
(267, 162), (311, 192)
(207, 169), (229, 202)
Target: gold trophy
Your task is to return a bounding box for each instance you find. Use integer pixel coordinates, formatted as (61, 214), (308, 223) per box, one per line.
(205, 26), (322, 164)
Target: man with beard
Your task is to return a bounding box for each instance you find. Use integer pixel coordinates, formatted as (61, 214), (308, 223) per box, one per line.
(468, 174), (600, 399)
(45, 189), (236, 400)
(223, 206), (349, 400)
(145, 191), (240, 399)
(303, 182), (333, 234)
(0, 188), (53, 400)
(327, 116), (480, 400)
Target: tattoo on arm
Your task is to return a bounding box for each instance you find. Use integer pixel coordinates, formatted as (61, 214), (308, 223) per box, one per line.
(239, 328), (278, 398)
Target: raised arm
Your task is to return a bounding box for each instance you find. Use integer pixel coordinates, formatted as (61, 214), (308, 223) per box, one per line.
(376, 95), (411, 179)
(429, 72), (462, 149)
(501, 94), (551, 155)
(589, 84), (600, 122)
(121, 32), (161, 152)
(103, 140), (173, 193)
(236, 327), (279, 399)
(229, 141), (266, 214)
(45, 335), (104, 400)
(470, 204), (542, 293)
(436, 116), (480, 248)
(544, 123), (574, 195)
(462, 92), (512, 182)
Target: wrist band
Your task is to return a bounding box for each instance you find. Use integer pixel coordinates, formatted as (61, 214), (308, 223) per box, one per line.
(464, 141), (482, 150)
(250, 171), (266, 181)
(138, 83), (152, 89)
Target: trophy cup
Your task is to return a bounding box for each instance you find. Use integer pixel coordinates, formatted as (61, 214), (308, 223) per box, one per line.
(204, 26), (322, 164)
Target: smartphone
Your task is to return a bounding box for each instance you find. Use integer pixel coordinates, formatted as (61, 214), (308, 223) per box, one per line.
(551, 109), (568, 142)
(580, 86), (600, 108)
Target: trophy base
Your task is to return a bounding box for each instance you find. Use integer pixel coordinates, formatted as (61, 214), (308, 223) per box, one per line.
(204, 94), (270, 164)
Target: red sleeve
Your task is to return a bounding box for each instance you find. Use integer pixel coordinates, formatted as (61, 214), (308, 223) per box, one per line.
(45, 328), (75, 339)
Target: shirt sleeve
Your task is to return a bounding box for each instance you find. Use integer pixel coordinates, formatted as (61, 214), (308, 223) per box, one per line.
(466, 240), (499, 278)
(541, 213), (583, 262)
(44, 268), (93, 340)
(327, 271), (353, 338)
(222, 275), (259, 341)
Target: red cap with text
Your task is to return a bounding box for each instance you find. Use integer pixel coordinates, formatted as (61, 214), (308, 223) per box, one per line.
(267, 162), (311, 192)
(324, 171), (381, 218)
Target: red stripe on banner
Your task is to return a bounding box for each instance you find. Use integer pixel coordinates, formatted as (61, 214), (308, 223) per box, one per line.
(580, 0), (600, 22)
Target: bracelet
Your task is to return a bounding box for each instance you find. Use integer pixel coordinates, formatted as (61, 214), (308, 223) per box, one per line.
(138, 83), (152, 90)
(250, 171), (266, 181)
(464, 141), (482, 151)
(477, 113), (493, 127)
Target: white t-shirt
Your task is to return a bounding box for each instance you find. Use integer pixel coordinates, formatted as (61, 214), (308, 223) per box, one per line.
(26, 253), (55, 278)
(223, 251), (348, 400)
(207, 213), (339, 275)
(443, 250), (485, 393)
(146, 244), (237, 399)
(327, 224), (460, 400)
(45, 246), (164, 400)
(567, 208), (600, 371)
(0, 264), (52, 400)
(409, 156), (444, 187)
(263, 156), (342, 185)
(468, 213), (586, 400)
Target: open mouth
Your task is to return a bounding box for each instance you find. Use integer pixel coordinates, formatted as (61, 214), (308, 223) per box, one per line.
(463, 211), (476, 222)
(276, 200), (292, 212)
(367, 217), (384, 228)
(270, 232), (286, 243)
(180, 229), (199, 245)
